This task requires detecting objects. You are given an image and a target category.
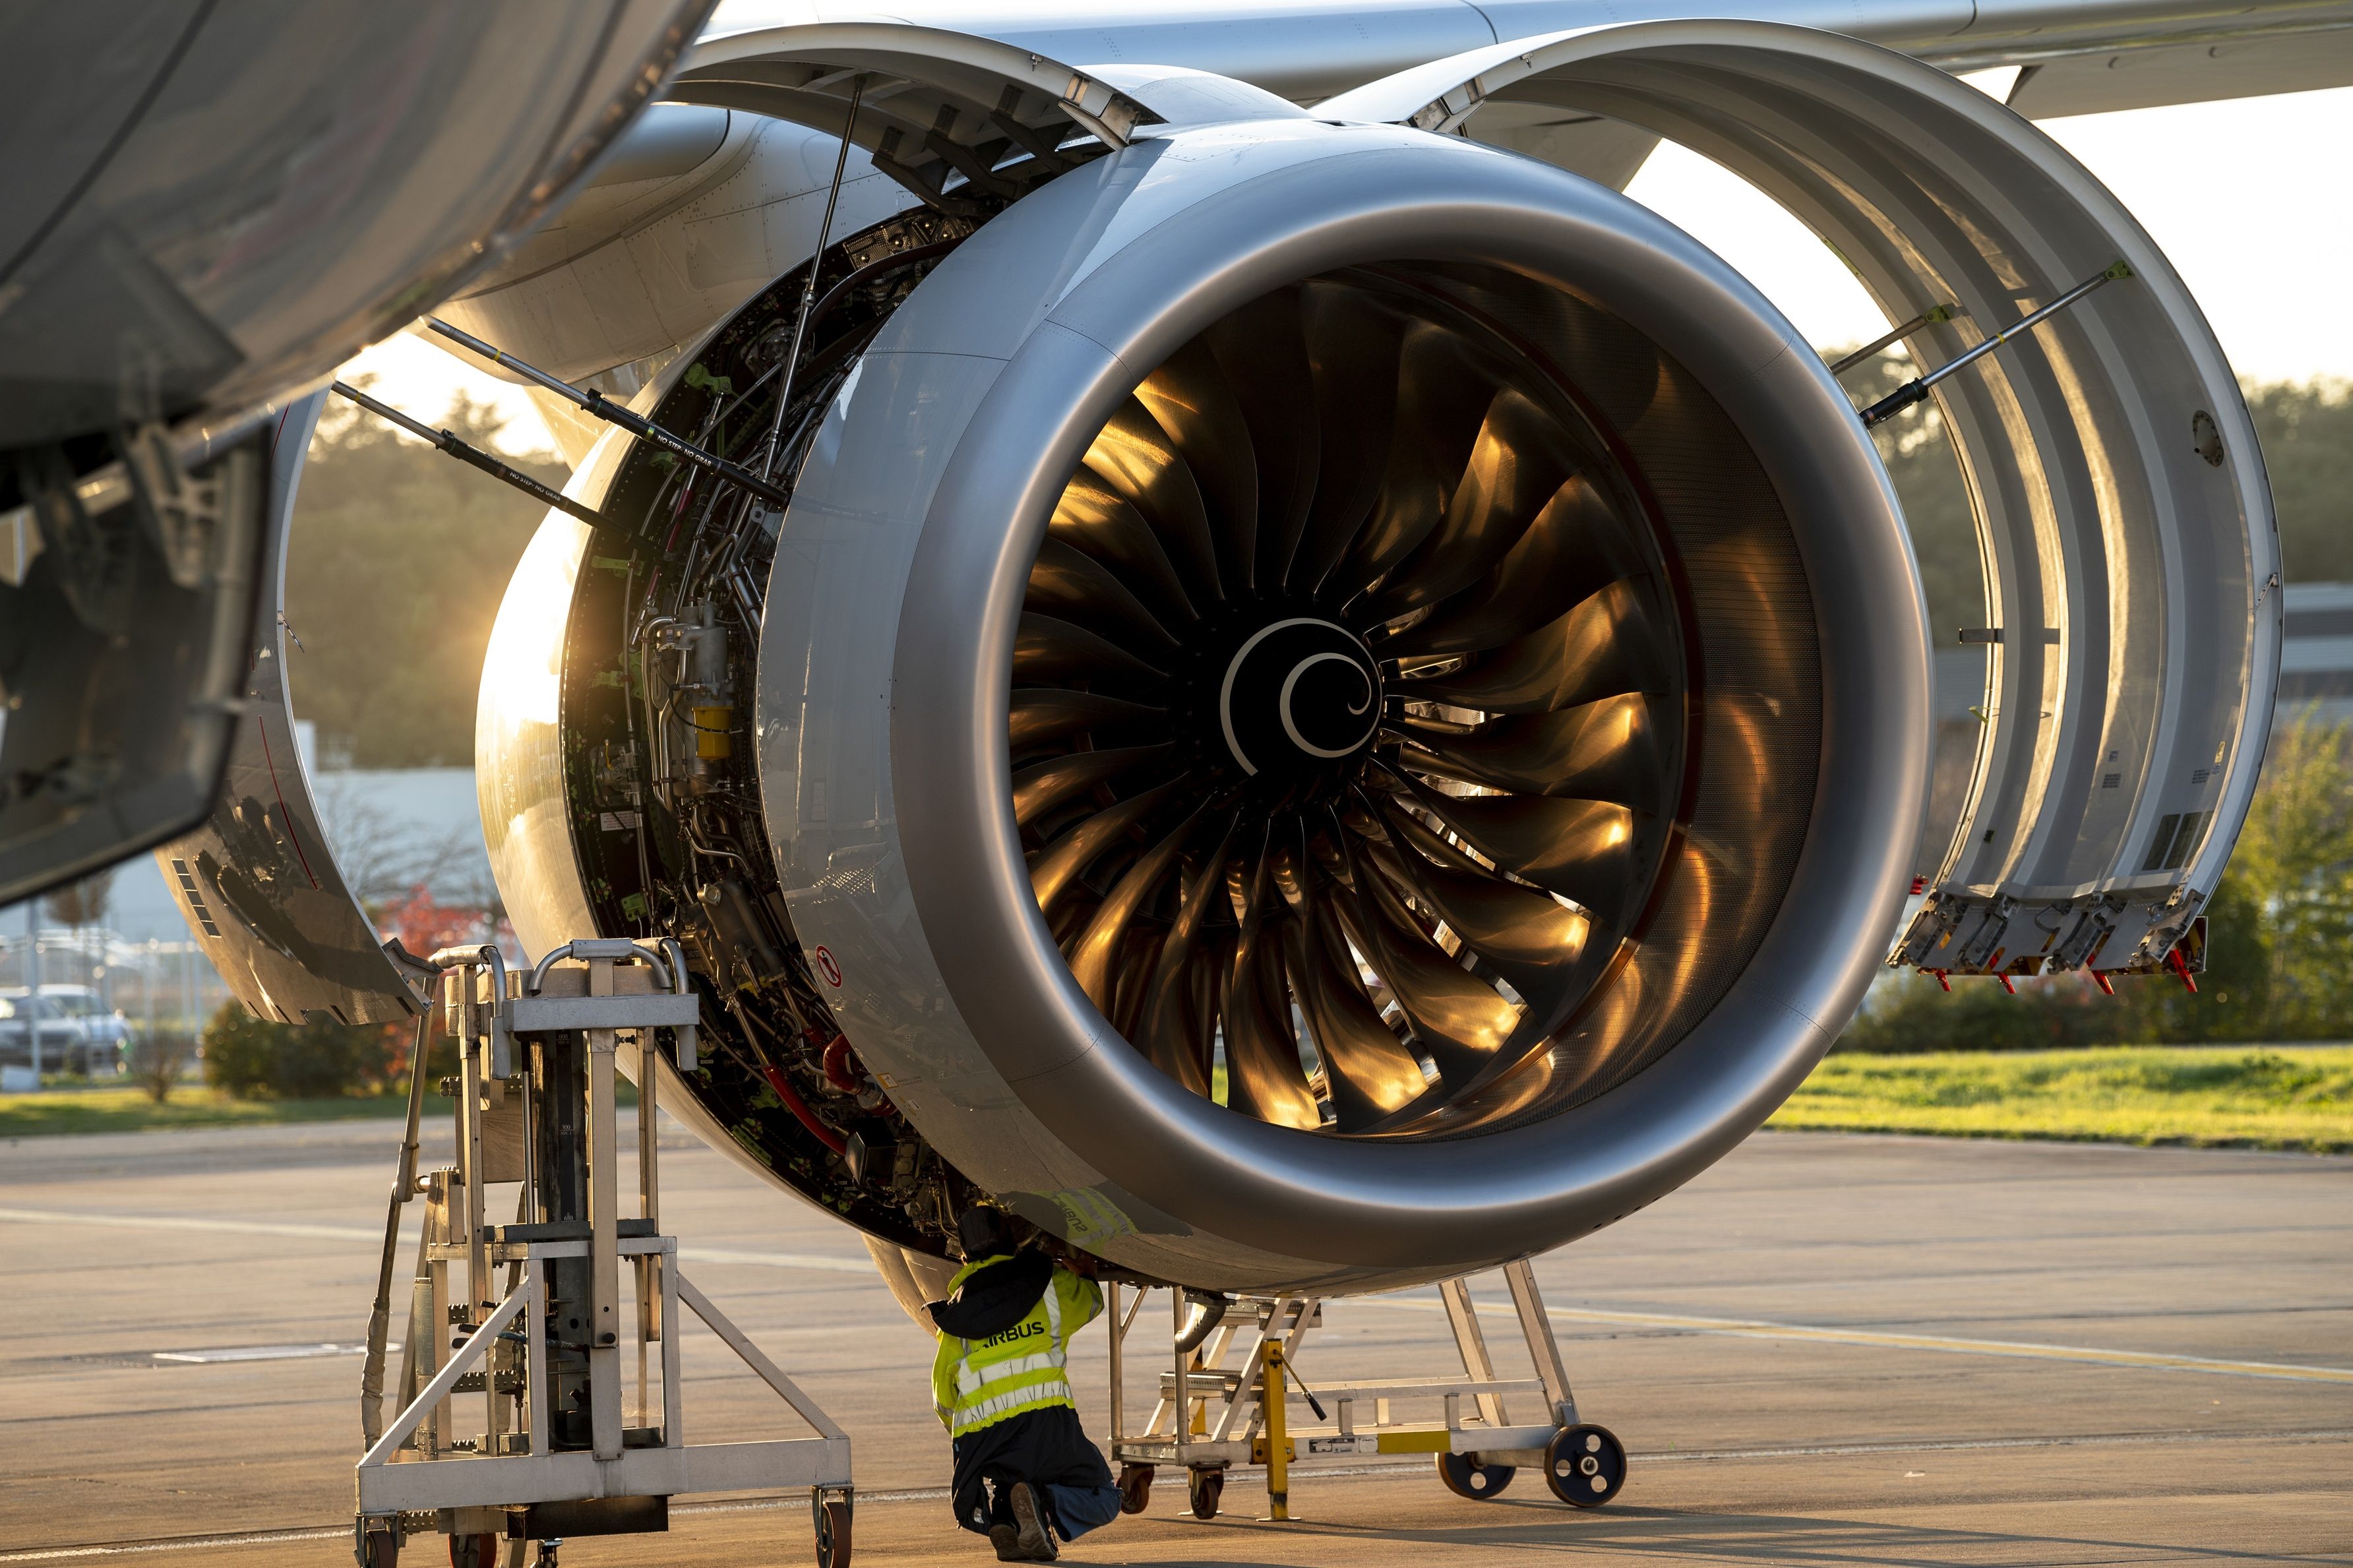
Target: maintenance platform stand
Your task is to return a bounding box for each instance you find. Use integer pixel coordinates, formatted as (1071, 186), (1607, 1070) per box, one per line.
(1102, 1263), (1627, 1521)
(353, 940), (853, 1568)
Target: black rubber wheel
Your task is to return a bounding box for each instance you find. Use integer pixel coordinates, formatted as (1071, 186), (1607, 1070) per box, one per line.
(1543, 1423), (1628, 1507)
(814, 1495), (853, 1568)
(449, 1534), (499, 1568)
(1117, 1462), (1155, 1515)
(358, 1524), (400, 1568)
(1186, 1467), (1224, 1521)
(1435, 1451), (1517, 1500)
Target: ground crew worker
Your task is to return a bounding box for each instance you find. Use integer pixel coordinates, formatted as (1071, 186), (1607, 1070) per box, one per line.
(929, 1207), (1123, 1561)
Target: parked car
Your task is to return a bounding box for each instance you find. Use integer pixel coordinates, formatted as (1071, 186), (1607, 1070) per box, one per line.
(0, 986), (129, 1075)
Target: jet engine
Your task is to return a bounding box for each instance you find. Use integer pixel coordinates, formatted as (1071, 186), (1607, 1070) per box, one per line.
(185, 23), (2277, 1297)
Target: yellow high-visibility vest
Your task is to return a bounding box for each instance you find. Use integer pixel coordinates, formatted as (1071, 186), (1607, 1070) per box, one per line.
(931, 1255), (1101, 1437)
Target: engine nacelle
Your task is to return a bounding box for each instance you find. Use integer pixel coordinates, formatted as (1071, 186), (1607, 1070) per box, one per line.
(452, 22), (2267, 1295)
(761, 119), (1926, 1292)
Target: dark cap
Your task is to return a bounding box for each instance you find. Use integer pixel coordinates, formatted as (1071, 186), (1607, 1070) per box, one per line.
(956, 1205), (1012, 1261)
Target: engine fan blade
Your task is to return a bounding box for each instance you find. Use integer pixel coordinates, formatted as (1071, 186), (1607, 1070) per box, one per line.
(1203, 285), (1320, 592)
(1362, 390), (1580, 622)
(1221, 845), (1322, 1130)
(1013, 744), (1175, 829)
(1029, 778), (1183, 913)
(1402, 578), (1666, 715)
(1135, 823), (1238, 1095)
(1384, 769), (1646, 926)
(1051, 473), (1198, 629)
(1134, 338), (1258, 599)
(1009, 688), (1166, 754)
(1014, 613), (1167, 692)
(1026, 537), (1182, 659)
(1329, 849), (1519, 1083)
(1327, 320), (1497, 601)
(1384, 476), (1643, 660)
(1395, 692), (1667, 806)
(1357, 799), (1599, 1009)
(1084, 401), (1223, 607)
(1290, 280), (1404, 597)
(1189, 932), (1230, 1092)
(1285, 891), (1430, 1131)
(1109, 918), (1167, 1040)
(1069, 810), (1202, 1007)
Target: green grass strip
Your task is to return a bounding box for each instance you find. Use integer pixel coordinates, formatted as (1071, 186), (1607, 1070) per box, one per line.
(0, 1078), (642, 1137)
(7, 1048), (2346, 1151)
(0, 1085), (443, 1137)
(1772, 1045), (2353, 1153)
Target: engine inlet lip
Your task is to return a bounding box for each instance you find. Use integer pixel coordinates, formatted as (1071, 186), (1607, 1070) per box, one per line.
(863, 119), (1928, 1277)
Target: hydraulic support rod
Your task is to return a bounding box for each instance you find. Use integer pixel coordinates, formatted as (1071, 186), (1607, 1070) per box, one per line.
(423, 318), (797, 511)
(1860, 261), (2133, 427)
(330, 381), (601, 526)
(1829, 303), (1955, 376)
(762, 75), (866, 483)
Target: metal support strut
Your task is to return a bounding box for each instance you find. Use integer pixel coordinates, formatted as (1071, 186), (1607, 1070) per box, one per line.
(1829, 303), (1955, 376)
(353, 940), (852, 1568)
(760, 74), (866, 484)
(422, 319), (797, 511)
(1103, 1259), (1628, 1524)
(1859, 261), (2133, 427)
(329, 382), (602, 527)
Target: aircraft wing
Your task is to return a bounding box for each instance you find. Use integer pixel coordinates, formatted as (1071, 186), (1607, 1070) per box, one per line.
(700, 0), (2353, 115)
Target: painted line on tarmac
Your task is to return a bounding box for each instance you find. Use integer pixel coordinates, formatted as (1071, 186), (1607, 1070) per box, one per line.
(12, 1206), (2342, 1383)
(0, 1206), (384, 1244)
(10, 1428), (2348, 1562)
(0, 1206), (873, 1275)
(1357, 1293), (2353, 1385)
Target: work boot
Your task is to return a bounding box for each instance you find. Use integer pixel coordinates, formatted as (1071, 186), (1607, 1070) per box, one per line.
(1008, 1483), (1058, 1561)
(988, 1523), (1023, 1561)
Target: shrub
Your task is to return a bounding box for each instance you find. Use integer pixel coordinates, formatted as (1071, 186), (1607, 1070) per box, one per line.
(125, 1031), (193, 1104)
(1843, 971), (2109, 1054)
(199, 1002), (396, 1100)
(1849, 713), (2353, 1051)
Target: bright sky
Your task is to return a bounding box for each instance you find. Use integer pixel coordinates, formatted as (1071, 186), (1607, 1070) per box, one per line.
(1623, 80), (2353, 382)
(340, 82), (2353, 456)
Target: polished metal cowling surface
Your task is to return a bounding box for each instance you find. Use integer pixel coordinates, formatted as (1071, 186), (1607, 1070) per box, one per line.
(756, 117), (1928, 1292)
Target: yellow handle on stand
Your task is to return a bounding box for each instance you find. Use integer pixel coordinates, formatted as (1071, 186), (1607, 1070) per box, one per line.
(1264, 1341), (1290, 1521)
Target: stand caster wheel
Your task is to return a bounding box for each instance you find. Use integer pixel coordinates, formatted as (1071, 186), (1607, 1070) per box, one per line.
(1435, 1451), (1516, 1500)
(356, 1521), (400, 1568)
(812, 1488), (854, 1568)
(1543, 1423), (1627, 1507)
(1117, 1462), (1155, 1515)
(448, 1534), (501, 1568)
(1186, 1467), (1224, 1521)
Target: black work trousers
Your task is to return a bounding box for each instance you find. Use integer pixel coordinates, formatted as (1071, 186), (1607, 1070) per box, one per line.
(949, 1404), (1120, 1542)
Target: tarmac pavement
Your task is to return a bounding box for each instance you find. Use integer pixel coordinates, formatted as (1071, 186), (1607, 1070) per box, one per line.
(1, 1117), (2344, 1565)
